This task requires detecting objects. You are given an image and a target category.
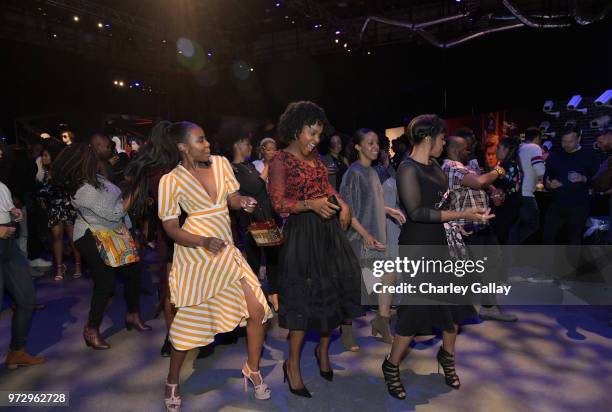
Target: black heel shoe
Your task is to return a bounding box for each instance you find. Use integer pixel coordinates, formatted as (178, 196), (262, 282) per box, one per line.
(381, 356), (406, 400)
(282, 361), (312, 398)
(314, 345), (333, 381)
(436, 347), (461, 389)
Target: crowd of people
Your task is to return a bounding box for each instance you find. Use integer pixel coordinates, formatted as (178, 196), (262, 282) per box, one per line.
(1, 101), (611, 410)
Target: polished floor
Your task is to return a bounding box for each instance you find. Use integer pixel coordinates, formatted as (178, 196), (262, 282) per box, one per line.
(1, 252), (611, 412)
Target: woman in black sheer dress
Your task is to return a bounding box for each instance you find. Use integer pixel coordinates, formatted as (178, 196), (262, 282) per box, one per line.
(382, 115), (493, 399)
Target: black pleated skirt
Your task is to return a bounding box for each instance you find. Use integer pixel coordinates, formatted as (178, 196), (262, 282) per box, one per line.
(277, 212), (364, 332)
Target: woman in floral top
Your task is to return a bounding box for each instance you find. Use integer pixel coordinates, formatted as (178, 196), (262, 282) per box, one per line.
(491, 137), (523, 244)
(38, 142), (81, 280)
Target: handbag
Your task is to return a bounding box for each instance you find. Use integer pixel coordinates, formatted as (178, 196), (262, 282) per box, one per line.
(78, 212), (140, 267)
(247, 205), (284, 247)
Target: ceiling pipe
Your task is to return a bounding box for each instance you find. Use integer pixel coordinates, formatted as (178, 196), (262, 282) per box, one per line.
(573, 1), (612, 25)
(416, 22), (524, 49)
(360, 13), (468, 39)
(502, 0), (571, 28)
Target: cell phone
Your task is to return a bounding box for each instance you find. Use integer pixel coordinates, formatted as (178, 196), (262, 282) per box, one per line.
(327, 195), (340, 217)
(328, 195), (340, 207)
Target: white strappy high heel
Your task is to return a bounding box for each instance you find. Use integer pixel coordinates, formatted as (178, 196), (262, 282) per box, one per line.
(164, 382), (182, 412)
(242, 362), (271, 400)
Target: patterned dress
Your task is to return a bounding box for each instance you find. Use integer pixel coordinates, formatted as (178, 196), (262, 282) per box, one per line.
(38, 171), (77, 228)
(158, 156), (272, 350)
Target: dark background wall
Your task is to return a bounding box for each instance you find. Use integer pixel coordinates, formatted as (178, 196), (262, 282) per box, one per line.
(1, 20), (610, 137)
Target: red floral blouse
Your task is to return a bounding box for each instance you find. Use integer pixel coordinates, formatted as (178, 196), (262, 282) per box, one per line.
(268, 150), (342, 214)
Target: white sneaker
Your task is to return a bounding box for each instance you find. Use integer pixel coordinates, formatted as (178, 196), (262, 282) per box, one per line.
(29, 258), (53, 268)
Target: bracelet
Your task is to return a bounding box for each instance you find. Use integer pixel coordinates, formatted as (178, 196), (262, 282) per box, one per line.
(493, 166), (506, 177)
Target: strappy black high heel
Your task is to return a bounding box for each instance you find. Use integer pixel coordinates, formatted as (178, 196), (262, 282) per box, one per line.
(436, 347), (461, 389)
(381, 356), (406, 400)
(314, 344), (333, 381)
(282, 360), (312, 398)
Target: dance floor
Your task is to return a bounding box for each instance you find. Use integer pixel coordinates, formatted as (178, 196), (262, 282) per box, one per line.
(1, 251), (611, 412)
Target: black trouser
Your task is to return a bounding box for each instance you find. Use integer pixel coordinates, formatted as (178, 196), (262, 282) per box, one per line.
(543, 203), (589, 245)
(508, 196), (539, 245)
(24, 193), (46, 260)
(0, 237), (36, 350)
(464, 225), (504, 306)
(75, 230), (141, 328)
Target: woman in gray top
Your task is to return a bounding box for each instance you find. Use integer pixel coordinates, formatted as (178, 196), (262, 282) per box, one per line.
(340, 129), (405, 344)
(52, 142), (150, 350)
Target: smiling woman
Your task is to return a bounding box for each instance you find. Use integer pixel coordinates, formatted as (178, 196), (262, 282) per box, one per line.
(268, 101), (364, 398)
(151, 120), (273, 411)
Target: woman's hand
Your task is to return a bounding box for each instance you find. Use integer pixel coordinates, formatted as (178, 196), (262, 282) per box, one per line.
(363, 233), (386, 251)
(268, 294), (279, 312)
(386, 207), (406, 224)
(200, 236), (227, 255)
(339, 203), (351, 230)
(462, 207), (495, 223)
(308, 197), (340, 219)
(239, 196), (257, 213)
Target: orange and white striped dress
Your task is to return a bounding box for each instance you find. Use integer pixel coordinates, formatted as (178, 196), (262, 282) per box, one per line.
(158, 155), (272, 351)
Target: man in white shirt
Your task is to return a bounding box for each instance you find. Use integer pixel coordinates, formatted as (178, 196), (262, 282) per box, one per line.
(0, 180), (46, 369)
(508, 127), (545, 245)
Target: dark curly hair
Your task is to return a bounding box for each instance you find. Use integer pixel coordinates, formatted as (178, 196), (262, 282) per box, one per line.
(407, 114), (447, 146)
(277, 101), (330, 148)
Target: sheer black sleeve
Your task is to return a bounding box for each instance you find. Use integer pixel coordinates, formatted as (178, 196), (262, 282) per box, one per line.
(396, 160), (442, 223)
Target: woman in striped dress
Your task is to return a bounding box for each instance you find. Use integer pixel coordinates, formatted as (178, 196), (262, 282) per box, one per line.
(153, 121), (273, 411)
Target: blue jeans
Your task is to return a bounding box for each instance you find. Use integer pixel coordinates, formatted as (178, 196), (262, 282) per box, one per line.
(0, 236), (36, 351)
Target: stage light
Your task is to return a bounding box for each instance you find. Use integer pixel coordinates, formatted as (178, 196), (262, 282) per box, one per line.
(97, 22), (103, 28)
(567, 95), (582, 110)
(367, 51), (371, 55)
(594, 89), (612, 107)
(275, 2), (281, 7)
(250, 67), (254, 72)
(134, 82), (140, 87)
(343, 43), (348, 48)
(104, 24), (111, 28)
(73, 16), (79, 22)
(542, 100), (554, 112)
(335, 30), (341, 35)
(285, 15), (289, 19)
(567, 95), (587, 114)
(335, 39), (339, 44)
(113, 80), (118, 85)
(291, 20), (295, 24)
(162, 39), (166, 43)
(119, 81), (124, 87)
(207, 51), (213, 57)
